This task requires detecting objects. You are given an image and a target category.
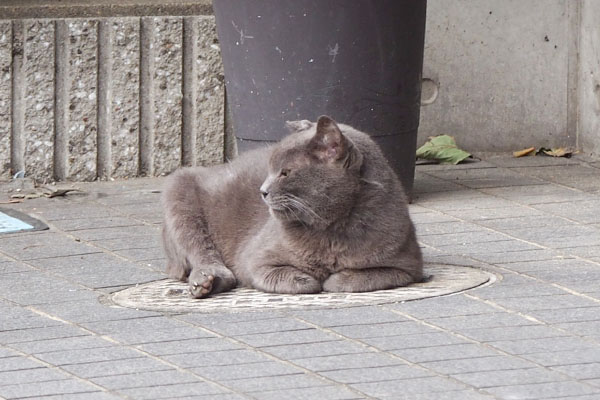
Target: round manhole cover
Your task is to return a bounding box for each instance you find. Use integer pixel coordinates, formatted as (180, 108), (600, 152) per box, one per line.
(109, 265), (496, 313)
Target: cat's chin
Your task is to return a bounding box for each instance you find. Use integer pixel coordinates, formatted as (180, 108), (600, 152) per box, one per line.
(268, 207), (290, 219)
(269, 207), (305, 225)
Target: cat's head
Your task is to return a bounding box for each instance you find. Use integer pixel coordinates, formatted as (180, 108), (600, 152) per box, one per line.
(260, 115), (364, 228)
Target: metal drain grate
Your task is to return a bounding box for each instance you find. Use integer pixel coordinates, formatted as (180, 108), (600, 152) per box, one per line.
(0, 208), (48, 234)
(108, 265), (497, 313)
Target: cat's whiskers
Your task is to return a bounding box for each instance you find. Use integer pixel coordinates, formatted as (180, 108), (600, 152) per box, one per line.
(283, 195), (324, 223)
(271, 198), (308, 226)
(283, 203), (308, 227)
(284, 194), (324, 221)
(284, 199), (313, 225)
(269, 194), (322, 226)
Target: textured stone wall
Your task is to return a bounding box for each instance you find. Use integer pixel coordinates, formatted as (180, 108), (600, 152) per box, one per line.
(578, 0), (600, 158)
(0, 15), (224, 182)
(0, 21), (11, 179)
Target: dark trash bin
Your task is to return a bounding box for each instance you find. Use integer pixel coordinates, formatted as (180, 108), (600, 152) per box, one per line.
(213, 0), (427, 194)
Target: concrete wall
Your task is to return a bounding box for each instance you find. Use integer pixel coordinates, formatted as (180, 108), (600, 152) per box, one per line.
(420, 0), (599, 158)
(578, 0), (600, 157)
(0, 10), (225, 181)
(420, 0), (575, 152)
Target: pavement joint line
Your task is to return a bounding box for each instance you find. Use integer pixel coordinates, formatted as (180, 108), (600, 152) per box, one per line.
(46, 225), (164, 274)
(383, 301), (600, 390)
(283, 308), (498, 399)
(54, 222), (156, 233)
(0, 373), (73, 387)
(419, 167), (597, 220)
(546, 283), (600, 302)
(3, 342), (123, 398)
(483, 262), (600, 303)
(0, 254), (114, 295)
(154, 340), (357, 398)
(17, 205), (160, 272)
(22, 196), (162, 229)
(462, 293), (600, 348)
(228, 327), (328, 339)
(18, 308), (257, 400)
(461, 293), (558, 325)
(86, 197), (163, 228)
(18, 251), (106, 262)
(584, 379), (600, 389)
(0, 230), (165, 291)
(416, 205), (549, 250)
(415, 202), (600, 269)
(171, 314), (380, 400)
(421, 160), (596, 193)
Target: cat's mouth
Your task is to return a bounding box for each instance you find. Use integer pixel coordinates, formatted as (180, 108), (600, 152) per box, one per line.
(265, 202), (293, 219)
(262, 197), (279, 210)
(267, 204), (287, 213)
(265, 195), (324, 226)
(263, 196), (286, 211)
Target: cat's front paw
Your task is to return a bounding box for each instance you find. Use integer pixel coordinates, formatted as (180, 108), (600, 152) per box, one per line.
(188, 270), (215, 298)
(322, 270), (355, 292)
(323, 268), (414, 292)
(290, 273), (322, 294)
(258, 266), (322, 294)
(188, 266), (236, 299)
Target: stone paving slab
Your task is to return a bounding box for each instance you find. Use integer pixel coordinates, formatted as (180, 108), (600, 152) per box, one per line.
(1, 156), (600, 399)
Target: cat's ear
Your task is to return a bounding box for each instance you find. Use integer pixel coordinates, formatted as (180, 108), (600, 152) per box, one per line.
(309, 115), (363, 170)
(286, 120), (313, 133)
(309, 115), (345, 162)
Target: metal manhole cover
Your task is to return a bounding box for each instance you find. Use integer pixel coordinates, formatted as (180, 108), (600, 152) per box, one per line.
(0, 208), (48, 234)
(108, 265), (496, 313)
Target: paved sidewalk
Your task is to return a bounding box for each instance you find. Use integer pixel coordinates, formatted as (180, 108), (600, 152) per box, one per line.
(1, 155), (600, 400)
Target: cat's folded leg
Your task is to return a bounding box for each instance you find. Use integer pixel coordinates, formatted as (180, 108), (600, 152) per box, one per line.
(162, 169), (237, 298)
(163, 222), (236, 298)
(323, 267), (416, 292)
(250, 265), (322, 294)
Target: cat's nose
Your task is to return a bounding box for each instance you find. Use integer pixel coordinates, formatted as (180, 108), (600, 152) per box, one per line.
(260, 181), (271, 200)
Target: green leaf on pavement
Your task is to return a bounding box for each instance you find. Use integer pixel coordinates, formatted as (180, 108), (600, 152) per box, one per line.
(416, 135), (471, 165)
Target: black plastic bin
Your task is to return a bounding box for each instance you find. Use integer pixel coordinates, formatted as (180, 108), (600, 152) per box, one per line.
(213, 0), (427, 194)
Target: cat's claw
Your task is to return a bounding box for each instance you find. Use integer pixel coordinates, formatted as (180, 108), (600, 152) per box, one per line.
(189, 274), (214, 298)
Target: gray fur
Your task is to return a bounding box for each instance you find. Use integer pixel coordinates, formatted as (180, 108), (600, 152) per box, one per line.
(161, 116), (423, 298)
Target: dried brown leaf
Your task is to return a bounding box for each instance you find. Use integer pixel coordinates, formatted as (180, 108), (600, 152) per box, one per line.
(513, 147), (536, 158)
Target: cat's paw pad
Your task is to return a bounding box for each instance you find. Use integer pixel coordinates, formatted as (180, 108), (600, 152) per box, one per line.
(189, 271), (214, 299)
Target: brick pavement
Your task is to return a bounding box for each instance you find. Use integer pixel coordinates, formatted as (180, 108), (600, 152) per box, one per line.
(1, 155), (599, 399)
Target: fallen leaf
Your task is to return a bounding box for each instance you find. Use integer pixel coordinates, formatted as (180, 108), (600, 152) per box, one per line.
(540, 147), (576, 158)
(416, 135), (471, 165)
(0, 199), (24, 204)
(513, 147), (536, 158)
(24, 193), (44, 199)
(9, 186), (84, 201)
(42, 187), (83, 198)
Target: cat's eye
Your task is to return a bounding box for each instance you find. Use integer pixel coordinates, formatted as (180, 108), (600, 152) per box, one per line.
(279, 169), (290, 177)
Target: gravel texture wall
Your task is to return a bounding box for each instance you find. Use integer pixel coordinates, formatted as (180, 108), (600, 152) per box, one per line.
(0, 15), (224, 182)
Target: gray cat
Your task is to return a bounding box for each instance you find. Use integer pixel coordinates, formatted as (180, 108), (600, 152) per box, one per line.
(161, 116), (423, 298)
